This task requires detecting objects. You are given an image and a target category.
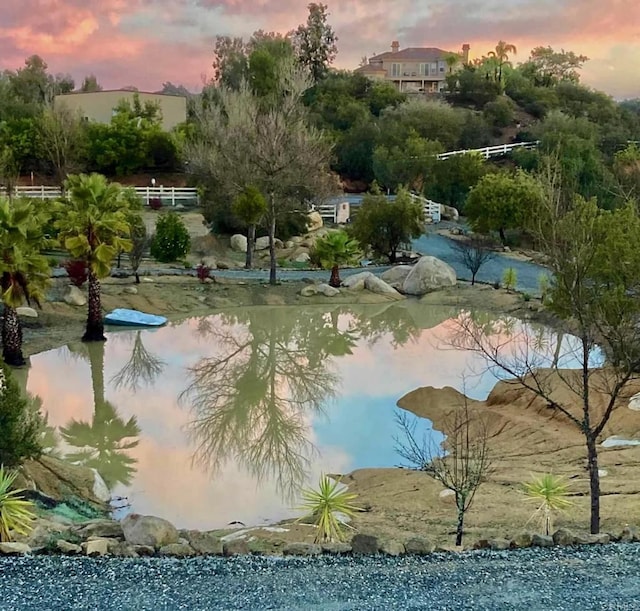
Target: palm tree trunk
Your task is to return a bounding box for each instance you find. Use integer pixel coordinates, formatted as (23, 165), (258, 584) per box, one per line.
(329, 265), (341, 288)
(2, 305), (26, 366)
(83, 271), (106, 342)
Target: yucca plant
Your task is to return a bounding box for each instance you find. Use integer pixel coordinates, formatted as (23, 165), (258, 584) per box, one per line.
(0, 465), (36, 542)
(502, 266), (517, 292)
(299, 474), (361, 543)
(523, 473), (572, 535)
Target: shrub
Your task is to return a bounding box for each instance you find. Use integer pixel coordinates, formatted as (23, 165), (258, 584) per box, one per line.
(0, 365), (42, 469)
(522, 292), (531, 302)
(0, 466), (36, 541)
(523, 473), (572, 535)
(150, 211), (191, 263)
(64, 259), (88, 288)
(196, 262), (210, 283)
(148, 198), (162, 211)
(502, 267), (517, 292)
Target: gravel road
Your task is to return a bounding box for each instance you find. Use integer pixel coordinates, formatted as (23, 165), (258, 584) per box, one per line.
(2, 544), (639, 611)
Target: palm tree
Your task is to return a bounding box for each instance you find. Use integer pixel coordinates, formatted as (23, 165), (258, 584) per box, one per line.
(56, 173), (134, 342)
(0, 198), (50, 366)
(312, 231), (362, 288)
(488, 40), (517, 85)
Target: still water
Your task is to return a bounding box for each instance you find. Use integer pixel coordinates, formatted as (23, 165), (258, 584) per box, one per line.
(25, 303), (571, 530)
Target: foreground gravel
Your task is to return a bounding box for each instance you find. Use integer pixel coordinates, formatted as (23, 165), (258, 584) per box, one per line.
(2, 545), (639, 611)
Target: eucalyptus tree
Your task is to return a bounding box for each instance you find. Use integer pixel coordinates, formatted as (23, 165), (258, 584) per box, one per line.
(0, 198), (50, 365)
(55, 173), (134, 341)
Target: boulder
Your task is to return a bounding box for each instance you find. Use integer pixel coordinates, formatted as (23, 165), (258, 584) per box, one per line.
(92, 470), (111, 503)
(511, 532), (533, 548)
(380, 266), (413, 288)
(132, 545), (156, 556)
(401, 256), (457, 296)
(307, 211), (323, 232)
(84, 539), (109, 557)
(628, 393), (640, 411)
(121, 514), (179, 549)
(379, 539), (405, 556)
(300, 285), (318, 297)
(351, 533), (379, 555)
(294, 252), (311, 264)
(159, 543), (197, 558)
(283, 543), (322, 556)
(106, 542), (138, 557)
(122, 287), (138, 295)
(223, 539), (250, 556)
(182, 530), (223, 555)
(74, 519), (124, 540)
(574, 533), (609, 545)
(16, 306), (38, 318)
(552, 528), (576, 546)
(364, 275), (404, 299)
(404, 537), (435, 555)
(441, 205), (460, 221)
(56, 540), (82, 555)
(317, 283), (340, 297)
(290, 236), (304, 245)
(0, 542), (31, 555)
(230, 234), (248, 253)
(63, 285), (87, 307)
(620, 526), (638, 542)
(285, 241), (295, 249)
(342, 272), (374, 291)
(531, 534), (554, 547)
(255, 236), (271, 251)
(488, 538), (511, 551)
(321, 542), (352, 554)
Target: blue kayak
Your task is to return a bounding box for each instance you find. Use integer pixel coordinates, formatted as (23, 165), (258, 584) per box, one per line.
(104, 308), (167, 327)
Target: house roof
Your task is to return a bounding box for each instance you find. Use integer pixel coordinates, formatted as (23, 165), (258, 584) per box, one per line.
(355, 63), (387, 74)
(370, 47), (450, 62)
(55, 89), (187, 98)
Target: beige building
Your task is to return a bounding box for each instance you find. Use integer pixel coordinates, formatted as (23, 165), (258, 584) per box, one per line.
(356, 42), (470, 93)
(54, 90), (187, 131)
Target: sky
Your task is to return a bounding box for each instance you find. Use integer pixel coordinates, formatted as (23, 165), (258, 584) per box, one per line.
(1, 0), (638, 98)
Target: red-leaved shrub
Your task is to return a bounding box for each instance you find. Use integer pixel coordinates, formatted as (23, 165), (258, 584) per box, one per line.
(64, 259), (88, 288)
(149, 198), (162, 210)
(196, 262), (211, 283)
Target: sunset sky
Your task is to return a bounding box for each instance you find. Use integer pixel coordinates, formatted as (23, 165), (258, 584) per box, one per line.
(1, 0), (638, 99)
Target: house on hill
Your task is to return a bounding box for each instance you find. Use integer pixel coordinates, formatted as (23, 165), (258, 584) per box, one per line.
(54, 90), (187, 131)
(356, 41), (470, 94)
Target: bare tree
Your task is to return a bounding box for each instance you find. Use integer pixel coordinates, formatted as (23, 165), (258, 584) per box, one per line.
(127, 218), (149, 284)
(37, 106), (86, 186)
(110, 331), (166, 393)
(187, 58), (337, 285)
(395, 395), (492, 546)
(451, 236), (497, 285)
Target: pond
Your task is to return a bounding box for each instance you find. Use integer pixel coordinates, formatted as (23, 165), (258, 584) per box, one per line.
(25, 303), (570, 531)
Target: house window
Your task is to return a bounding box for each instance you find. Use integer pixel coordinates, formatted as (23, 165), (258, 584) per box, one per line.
(392, 63), (401, 77)
(430, 62), (437, 74)
(419, 63), (428, 76)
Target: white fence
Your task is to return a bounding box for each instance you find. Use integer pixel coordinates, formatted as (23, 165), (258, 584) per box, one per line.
(12, 185), (199, 207)
(409, 193), (441, 223)
(437, 140), (540, 161)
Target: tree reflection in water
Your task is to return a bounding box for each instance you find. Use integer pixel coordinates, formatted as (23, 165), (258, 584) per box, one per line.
(60, 341), (141, 489)
(110, 330), (166, 393)
(181, 305), (420, 500)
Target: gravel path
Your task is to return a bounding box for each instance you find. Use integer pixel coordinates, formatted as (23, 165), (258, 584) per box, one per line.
(2, 545), (639, 611)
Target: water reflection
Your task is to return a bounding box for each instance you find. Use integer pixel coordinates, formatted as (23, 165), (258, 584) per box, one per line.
(26, 303), (570, 530)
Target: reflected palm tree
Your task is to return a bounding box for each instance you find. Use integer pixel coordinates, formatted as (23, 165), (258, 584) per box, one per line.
(110, 330), (166, 393)
(181, 307), (359, 500)
(60, 341), (141, 489)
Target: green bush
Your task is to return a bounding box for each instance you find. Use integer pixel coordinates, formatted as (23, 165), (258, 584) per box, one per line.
(0, 365), (42, 468)
(503, 267), (518, 292)
(150, 211), (191, 263)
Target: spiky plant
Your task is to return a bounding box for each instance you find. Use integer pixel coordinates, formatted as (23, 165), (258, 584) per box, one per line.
(311, 231), (362, 288)
(523, 473), (573, 535)
(502, 266), (517, 292)
(299, 474), (360, 543)
(0, 465), (36, 542)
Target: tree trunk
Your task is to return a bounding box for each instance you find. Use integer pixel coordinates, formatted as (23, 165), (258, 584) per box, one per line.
(268, 210), (277, 286)
(2, 305), (26, 366)
(586, 434), (600, 534)
(329, 265), (341, 288)
(455, 506), (465, 546)
(135, 271), (140, 284)
(471, 272), (476, 286)
(499, 227), (506, 245)
(83, 271), (106, 342)
(245, 224), (256, 269)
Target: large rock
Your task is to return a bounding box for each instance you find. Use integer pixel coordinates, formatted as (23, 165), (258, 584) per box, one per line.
(182, 530), (223, 555)
(16, 306), (38, 318)
(321, 542), (352, 554)
(56, 539), (82, 555)
(317, 283), (340, 297)
(488, 538), (511, 551)
(552, 528), (576, 546)
(283, 542), (322, 556)
(307, 211), (323, 232)
(255, 236), (271, 251)
(343, 272), (374, 291)
(531, 534), (554, 547)
(63, 285), (87, 306)
(511, 532), (533, 548)
(441, 205), (460, 221)
(404, 537), (435, 555)
(84, 539), (109, 557)
(351, 534), (379, 554)
(364, 275), (404, 299)
(300, 285), (318, 297)
(294, 252), (311, 264)
(121, 514), (179, 549)
(620, 526), (638, 542)
(0, 542), (31, 555)
(379, 539), (405, 556)
(380, 266), (413, 288)
(159, 543), (197, 557)
(74, 519), (124, 540)
(223, 539), (249, 556)
(230, 234), (248, 253)
(401, 256), (457, 296)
